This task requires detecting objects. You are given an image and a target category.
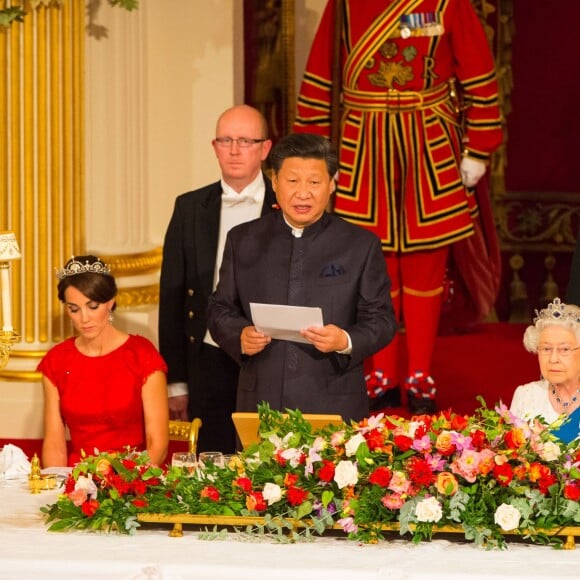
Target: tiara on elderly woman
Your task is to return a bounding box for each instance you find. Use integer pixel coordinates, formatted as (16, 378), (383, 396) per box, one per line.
(55, 257), (111, 280)
(533, 297), (580, 325)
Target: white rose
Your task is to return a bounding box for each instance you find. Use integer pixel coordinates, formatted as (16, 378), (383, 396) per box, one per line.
(334, 460), (359, 489)
(415, 497), (442, 523)
(345, 433), (366, 457)
(262, 482), (282, 506)
(539, 441), (561, 462)
(494, 503), (521, 531)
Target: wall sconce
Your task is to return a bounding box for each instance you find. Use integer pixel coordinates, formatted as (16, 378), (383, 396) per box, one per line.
(0, 231), (21, 369)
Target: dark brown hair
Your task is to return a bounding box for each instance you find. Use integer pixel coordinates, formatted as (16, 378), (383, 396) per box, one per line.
(57, 255), (118, 310)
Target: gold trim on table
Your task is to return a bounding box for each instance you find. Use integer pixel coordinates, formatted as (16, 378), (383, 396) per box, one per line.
(136, 513), (580, 549)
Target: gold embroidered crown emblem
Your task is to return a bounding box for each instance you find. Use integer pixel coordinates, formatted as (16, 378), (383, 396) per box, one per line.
(56, 257), (111, 280)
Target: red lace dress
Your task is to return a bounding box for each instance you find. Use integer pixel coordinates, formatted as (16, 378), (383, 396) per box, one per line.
(37, 334), (167, 466)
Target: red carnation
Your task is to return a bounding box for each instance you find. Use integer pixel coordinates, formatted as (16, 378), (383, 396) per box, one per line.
(493, 463), (514, 487)
(132, 479), (148, 496)
(81, 499), (100, 517)
(121, 458), (137, 470)
(131, 498), (149, 508)
(368, 466), (392, 487)
(564, 484), (580, 501)
(287, 486), (309, 506)
(407, 457), (434, 487)
(365, 429), (385, 451)
(317, 460), (335, 483)
(393, 434), (413, 452)
(284, 473), (299, 488)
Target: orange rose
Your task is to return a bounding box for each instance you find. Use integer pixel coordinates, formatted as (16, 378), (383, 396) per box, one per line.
(435, 431), (456, 456)
(435, 472), (459, 496)
(504, 428), (526, 450)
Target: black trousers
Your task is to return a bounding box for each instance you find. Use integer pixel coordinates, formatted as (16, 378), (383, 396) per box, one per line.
(187, 343), (239, 454)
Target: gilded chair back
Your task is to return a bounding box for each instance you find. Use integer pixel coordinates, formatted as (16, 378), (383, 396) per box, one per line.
(168, 418), (202, 455)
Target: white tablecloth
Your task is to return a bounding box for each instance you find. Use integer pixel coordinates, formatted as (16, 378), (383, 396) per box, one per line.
(1, 479), (580, 580)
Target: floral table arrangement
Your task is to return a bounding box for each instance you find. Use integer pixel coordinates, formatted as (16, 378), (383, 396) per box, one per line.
(42, 400), (580, 549)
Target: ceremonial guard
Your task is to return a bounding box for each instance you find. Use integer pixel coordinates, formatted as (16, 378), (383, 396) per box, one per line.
(294, 0), (503, 413)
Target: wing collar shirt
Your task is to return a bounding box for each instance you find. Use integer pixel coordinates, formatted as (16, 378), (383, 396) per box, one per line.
(203, 173), (266, 348)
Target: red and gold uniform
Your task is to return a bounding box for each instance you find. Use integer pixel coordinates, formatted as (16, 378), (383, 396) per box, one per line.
(295, 0), (503, 410)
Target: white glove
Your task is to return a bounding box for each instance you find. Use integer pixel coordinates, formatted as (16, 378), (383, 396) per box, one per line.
(460, 156), (486, 188)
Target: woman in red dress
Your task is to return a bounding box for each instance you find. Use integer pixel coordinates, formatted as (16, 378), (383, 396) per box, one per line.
(39, 255), (169, 467)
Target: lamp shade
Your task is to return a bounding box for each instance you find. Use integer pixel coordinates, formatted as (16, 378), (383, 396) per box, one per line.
(0, 231), (21, 261)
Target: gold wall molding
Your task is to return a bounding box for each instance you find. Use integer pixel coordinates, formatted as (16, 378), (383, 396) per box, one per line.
(116, 283), (160, 309)
(100, 247), (163, 277)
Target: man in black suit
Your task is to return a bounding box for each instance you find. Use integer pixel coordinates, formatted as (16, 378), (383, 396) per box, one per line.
(159, 105), (275, 453)
(207, 133), (397, 422)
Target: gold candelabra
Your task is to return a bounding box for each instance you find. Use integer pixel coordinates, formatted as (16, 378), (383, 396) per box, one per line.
(0, 231), (22, 369)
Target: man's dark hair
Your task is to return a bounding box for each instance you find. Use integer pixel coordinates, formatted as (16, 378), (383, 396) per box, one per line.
(267, 133), (338, 177)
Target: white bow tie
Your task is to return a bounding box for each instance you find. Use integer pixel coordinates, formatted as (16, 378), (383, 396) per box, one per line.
(221, 191), (258, 206)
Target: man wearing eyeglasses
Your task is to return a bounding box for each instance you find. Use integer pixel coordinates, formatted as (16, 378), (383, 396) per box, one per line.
(159, 105), (275, 454)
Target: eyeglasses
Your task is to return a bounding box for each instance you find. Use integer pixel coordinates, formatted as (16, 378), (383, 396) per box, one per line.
(538, 346), (580, 357)
(214, 137), (267, 148)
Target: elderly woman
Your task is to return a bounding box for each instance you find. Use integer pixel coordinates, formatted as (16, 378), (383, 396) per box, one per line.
(510, 298), (580, 443)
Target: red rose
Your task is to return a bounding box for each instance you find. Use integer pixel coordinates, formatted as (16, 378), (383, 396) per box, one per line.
(368, 466), (392, 487)
(233, 477), (253, 493)
(317, 460), (335, 482)
(246, 491), (267, 512)
(287, 486), (309, 506)
(470, 429), (488, 450)
(200, 485), (220, 502)
(81, 499), (100, 517)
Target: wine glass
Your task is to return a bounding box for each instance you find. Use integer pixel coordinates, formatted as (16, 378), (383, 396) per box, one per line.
(171, 452), (197, 473)
(198, 451), (224, 468)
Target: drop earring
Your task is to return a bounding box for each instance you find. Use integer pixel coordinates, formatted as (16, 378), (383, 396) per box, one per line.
(108, 310), (114, 324)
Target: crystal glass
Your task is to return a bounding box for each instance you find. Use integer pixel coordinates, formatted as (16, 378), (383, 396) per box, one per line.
(171, 452), (197, 472)
(198, 451), (224, 468)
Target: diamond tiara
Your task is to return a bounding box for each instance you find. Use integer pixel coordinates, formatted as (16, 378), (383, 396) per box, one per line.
(55, 257), (111, 280)
(533, 297), (580, 325)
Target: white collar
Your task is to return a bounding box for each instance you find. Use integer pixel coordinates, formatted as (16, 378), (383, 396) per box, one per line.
(221, 173), (265, 207)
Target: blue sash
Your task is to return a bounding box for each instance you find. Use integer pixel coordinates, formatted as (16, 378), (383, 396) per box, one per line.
(552, 406), (580, 444)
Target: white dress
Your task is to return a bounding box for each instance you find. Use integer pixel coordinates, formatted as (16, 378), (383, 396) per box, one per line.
(509, 379), (560, 425)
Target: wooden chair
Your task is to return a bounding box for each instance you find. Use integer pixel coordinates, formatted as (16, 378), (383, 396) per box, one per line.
(168, 418), (202, 455)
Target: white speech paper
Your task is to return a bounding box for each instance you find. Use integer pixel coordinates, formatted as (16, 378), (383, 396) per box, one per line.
(250, 303), (323, 344)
